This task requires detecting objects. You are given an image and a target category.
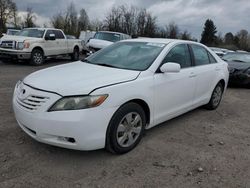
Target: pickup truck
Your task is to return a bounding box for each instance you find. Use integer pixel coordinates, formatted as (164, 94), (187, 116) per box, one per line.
(0, 28), (82, 65)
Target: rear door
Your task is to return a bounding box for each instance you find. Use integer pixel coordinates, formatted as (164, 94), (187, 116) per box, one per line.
(190, 44), (218, 105)
(153, 44), (196, 125)
(53, 30), (68, 54)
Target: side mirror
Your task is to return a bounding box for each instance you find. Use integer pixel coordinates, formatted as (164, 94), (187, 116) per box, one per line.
(160, 62), (181, 73)
(87, 37), (93, 43)
(45, 33), (56, 40)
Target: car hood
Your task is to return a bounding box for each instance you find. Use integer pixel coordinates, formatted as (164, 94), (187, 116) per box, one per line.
(23, 61), (140, 96)
(1, 35), (42, 42)
(87, 39), (113, 49)
(227, 61), (250, 70)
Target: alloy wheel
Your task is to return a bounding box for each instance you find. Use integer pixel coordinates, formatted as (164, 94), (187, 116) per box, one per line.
(116, 112), (142, 147)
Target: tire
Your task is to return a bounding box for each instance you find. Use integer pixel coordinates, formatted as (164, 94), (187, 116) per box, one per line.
(106, 102), (146, 154)
(205, 82), (224, 110)
(71, 47), (79, 61)
(30, 49), (44, 66)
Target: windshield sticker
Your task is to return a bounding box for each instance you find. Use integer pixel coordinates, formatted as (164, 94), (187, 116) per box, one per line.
(146, 43), (165, 48)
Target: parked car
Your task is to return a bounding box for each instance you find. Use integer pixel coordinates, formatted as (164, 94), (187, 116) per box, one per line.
(210, 47), (234, 57)
(222, 52), (250, 87)
(0, 28), (82, 65)
(79, 30), (96, 53)
(13, 39), (229, 154)
(86, 31), (131, 53)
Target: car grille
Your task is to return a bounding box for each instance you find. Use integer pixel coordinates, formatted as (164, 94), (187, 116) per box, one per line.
(0, 40), (16, 49)
(16, 95), (49, 112)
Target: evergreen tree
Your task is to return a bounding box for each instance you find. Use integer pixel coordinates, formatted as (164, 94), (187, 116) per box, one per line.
(200, 19), (217, 46)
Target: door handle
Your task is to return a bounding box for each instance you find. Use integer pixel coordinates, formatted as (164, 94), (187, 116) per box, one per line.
(189, 72), (197, 78)
(215, 67), (221, 71)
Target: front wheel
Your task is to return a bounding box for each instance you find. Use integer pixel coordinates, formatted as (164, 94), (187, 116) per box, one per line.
(106, 103), (146, 154)
(30, 49), (44, 66)
(205, 82), (224, 110)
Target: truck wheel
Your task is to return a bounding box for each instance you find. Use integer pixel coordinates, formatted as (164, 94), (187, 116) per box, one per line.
(71, 47), (79, 61)
(30, 49), (44, 66)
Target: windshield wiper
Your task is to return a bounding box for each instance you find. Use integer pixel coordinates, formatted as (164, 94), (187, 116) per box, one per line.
(96, 63), (117, 68)
(231, 59), (246, 63)
(82, 59), (92, 63)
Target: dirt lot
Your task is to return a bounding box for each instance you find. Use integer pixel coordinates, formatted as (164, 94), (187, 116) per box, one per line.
(0, 59), (250, 188)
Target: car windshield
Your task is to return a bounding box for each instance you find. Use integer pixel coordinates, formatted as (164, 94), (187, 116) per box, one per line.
(83, 42), (165, 71)
(18, 29), (45, 38)
(7, 30), (20, 35)
(222, 53), (250, 63)
(94, 32), (121, 42)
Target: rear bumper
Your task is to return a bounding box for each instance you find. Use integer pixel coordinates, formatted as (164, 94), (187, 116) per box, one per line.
(0, 49), (31, 60)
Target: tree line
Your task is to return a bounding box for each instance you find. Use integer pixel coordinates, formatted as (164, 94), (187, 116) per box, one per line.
(0, 0), (250, 51)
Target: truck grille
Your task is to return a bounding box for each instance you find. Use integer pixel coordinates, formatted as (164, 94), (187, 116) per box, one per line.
(16, 95), (49, 112)
(0, 41), (16, 49)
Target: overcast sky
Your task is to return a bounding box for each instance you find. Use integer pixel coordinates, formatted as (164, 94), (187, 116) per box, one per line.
(13, 0), (250, 39)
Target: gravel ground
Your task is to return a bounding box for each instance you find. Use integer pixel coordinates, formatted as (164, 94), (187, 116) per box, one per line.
(0, 59), (250, 188)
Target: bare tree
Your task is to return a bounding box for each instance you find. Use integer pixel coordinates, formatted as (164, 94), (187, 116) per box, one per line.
(78, 8), (89, 31)
(22, 7), (36, 28)
(104, 5), (157, 37)
(0, 0), (16, 34)
(180, 30), (191, 40)
(89, 19), (103, 31)
(236, 29), (249, 50)
(166, 22), (179, 39)
(51, 12), (65, 30)
(224, 32), (234, 45)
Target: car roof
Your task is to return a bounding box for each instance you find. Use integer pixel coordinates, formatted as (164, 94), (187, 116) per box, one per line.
(96, 31), (129, 36)
(23, 27), (60, 30)
(124, 38), (199, 45)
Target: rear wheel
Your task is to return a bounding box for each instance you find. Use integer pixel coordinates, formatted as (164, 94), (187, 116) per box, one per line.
(30, 49), (44, 66)
(205, 82), (224, 110)
(106, 103), (146, 154)
(71, 47), (79, 61)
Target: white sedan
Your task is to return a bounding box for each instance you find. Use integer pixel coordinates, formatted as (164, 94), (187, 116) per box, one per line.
(13, 38), (229, 154)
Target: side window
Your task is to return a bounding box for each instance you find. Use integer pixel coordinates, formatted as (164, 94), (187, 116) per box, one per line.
(208, 52), (217, 64)
(53, 30), (65, 39)
(191, 45), (210, 66)
(163, 44), (192, 68)
(45, 30), (54, 38)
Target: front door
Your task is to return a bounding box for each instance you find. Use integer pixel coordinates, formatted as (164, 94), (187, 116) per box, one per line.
(153, 44), (196, 125)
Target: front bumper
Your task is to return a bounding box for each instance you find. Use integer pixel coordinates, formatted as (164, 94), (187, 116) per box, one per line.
(229, 72), (250, 86)
(0, 48), (31, 60)
(13, 83), (117, 151)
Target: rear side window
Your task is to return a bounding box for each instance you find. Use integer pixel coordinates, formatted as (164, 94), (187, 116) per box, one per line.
(53, 30), (65, 39)
(163, 44), (192, 68)
(191, 45), (210, 66)
(208, 52), (217, 63)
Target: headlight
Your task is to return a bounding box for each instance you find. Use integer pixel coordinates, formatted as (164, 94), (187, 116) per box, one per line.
(48, 95), (108, 111)
(17, 42), (24, 50)
(17, 41), (30, 50)
(16, 80), (23, 89)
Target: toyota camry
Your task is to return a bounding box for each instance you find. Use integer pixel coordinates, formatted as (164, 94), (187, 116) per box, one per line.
(13, 38), (229, 154)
